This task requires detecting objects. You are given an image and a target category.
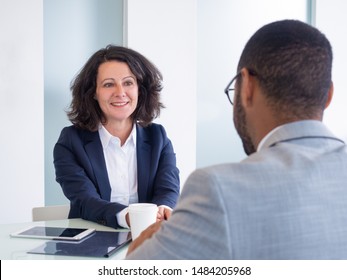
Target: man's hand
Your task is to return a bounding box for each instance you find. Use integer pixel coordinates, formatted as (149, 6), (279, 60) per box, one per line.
(126, 221), (163, 256)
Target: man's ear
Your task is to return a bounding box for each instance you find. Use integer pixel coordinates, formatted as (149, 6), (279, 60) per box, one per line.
(239, 68), (255, 108)
(324, 82), (334, 109)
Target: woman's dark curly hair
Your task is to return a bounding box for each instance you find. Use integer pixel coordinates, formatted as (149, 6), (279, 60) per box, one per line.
(67, 45), (164, 131)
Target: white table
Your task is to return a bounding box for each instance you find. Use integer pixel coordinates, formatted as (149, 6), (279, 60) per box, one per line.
(0, 218), (129, 260)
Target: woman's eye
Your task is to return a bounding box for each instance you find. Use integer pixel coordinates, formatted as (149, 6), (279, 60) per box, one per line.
(103, 82), (114, 88)
(124, 80), (134, 86)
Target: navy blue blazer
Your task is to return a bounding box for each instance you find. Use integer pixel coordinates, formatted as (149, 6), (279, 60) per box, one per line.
(53, 123), (180, 228)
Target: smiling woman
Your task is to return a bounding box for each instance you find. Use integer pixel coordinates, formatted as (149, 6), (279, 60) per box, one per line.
(53, 45), (180, 229)
(95, 61), (139, 142)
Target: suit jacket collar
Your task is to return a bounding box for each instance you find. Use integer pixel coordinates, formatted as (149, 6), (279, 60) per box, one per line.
(260, 120), (344, 151)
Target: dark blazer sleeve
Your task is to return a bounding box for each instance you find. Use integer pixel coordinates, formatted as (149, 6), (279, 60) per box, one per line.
(136, 123), (180, 209)
(53, 126), (126, 228)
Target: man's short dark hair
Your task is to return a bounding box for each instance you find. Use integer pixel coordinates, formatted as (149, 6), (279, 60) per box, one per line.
(237, 20), (332, 119)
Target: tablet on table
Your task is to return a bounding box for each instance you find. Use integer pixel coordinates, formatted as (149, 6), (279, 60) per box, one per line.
(10, 226), (96, 241)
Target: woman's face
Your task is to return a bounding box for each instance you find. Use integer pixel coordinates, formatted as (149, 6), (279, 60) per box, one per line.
(95, 61), (138, 126)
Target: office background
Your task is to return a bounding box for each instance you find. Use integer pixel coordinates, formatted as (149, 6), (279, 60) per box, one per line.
(1, 0), (346, 224)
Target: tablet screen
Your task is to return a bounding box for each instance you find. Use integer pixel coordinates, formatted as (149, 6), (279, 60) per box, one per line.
(11, 226), (95, 241)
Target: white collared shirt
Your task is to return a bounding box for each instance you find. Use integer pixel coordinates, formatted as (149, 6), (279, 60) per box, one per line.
(98, 124), (138, 228)
(257, 125), (283, 152)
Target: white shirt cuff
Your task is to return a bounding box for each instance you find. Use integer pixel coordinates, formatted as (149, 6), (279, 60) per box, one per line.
(116, 207), (129, 229)
(158, 205), (172, 211)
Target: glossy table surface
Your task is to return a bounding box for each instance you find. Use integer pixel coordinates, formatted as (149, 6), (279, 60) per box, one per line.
(0, 218), (129, 260)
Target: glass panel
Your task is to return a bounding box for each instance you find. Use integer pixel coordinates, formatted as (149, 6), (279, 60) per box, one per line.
(44, 0), (124, 205)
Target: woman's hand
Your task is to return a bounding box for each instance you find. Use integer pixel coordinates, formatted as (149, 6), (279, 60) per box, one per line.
(126, 206), (171, 226)
(157, 206), (172, 221)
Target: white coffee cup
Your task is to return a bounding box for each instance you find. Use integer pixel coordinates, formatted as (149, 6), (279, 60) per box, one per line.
(128, 203), (158, 240)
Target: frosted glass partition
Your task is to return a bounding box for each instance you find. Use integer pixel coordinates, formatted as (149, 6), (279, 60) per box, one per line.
(125, 0), (197, 187)
(44, 0), (123, 205)
(197, 0), (307, 168)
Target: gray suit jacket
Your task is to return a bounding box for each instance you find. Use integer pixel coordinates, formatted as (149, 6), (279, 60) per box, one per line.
(127, 121), (347, 259)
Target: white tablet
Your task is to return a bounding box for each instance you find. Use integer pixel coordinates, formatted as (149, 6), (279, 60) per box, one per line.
(10, 226), (96, 241)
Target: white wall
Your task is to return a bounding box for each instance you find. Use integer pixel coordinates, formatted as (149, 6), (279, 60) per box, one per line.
(196, 0), (307, 168)
(316, 0), (347, 141)
(0, 0), (44, 223)
(124, 0), (197, 187)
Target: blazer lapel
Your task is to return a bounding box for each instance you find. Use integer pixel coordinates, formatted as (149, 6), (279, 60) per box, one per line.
(82, 130), (112, 200)
(136, 125), (151, 202)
